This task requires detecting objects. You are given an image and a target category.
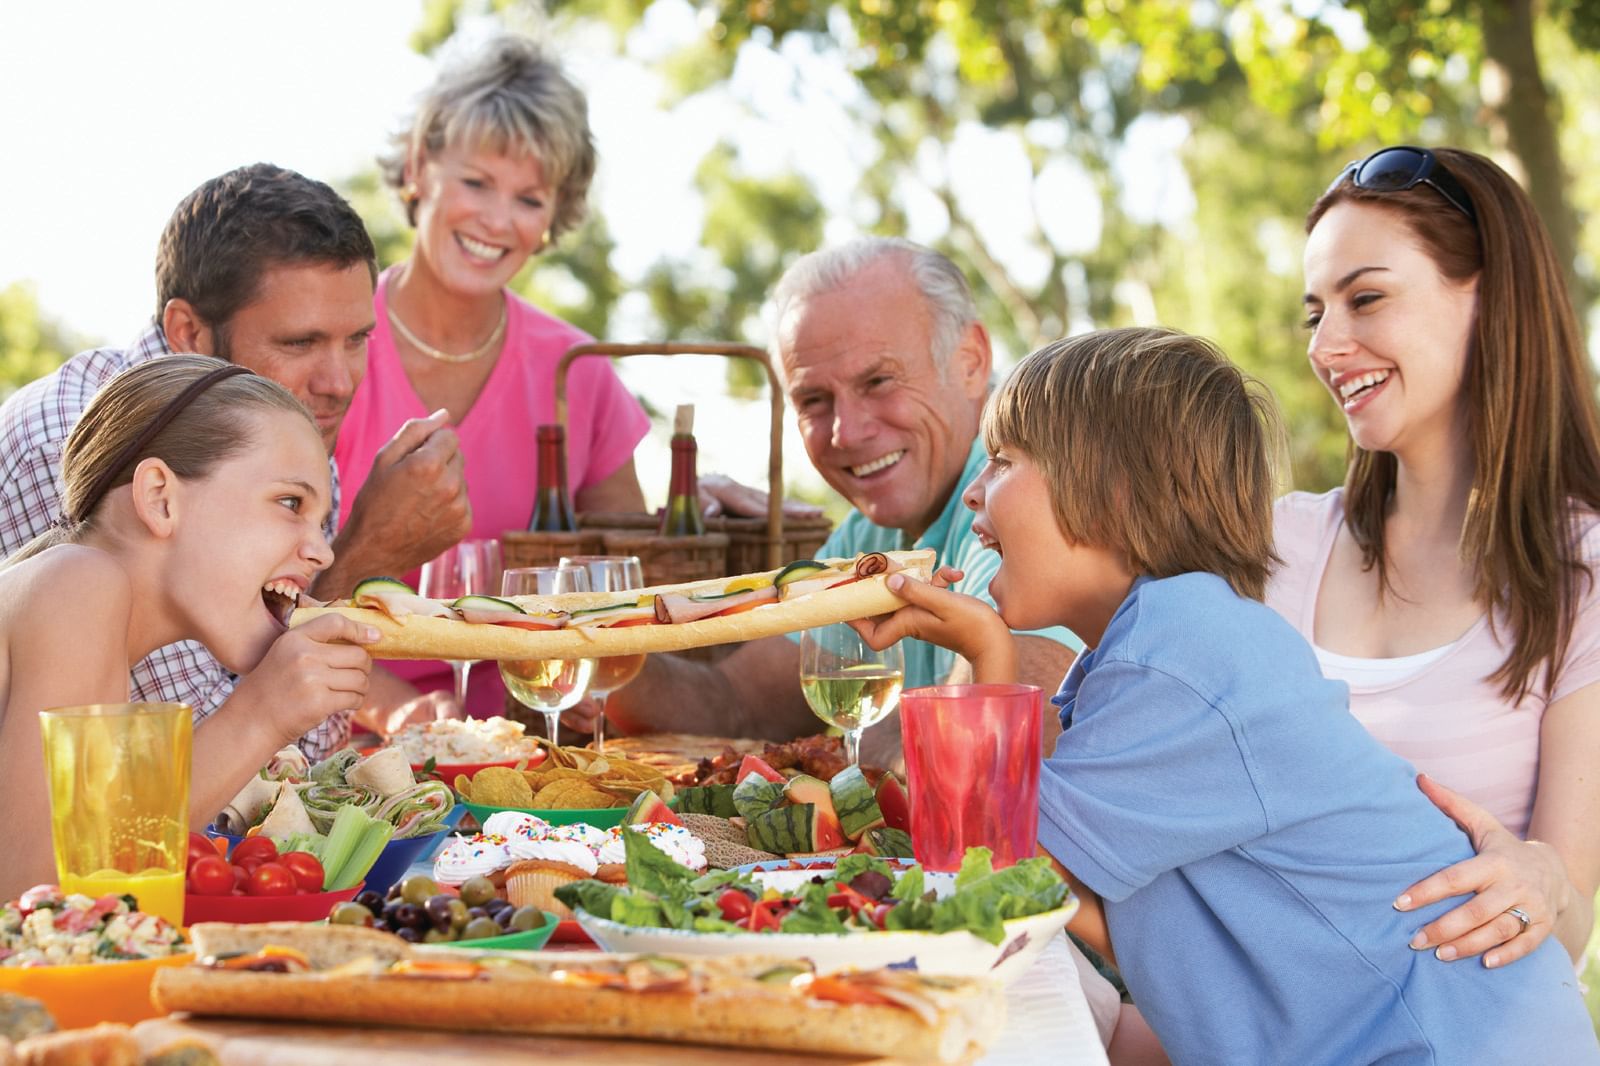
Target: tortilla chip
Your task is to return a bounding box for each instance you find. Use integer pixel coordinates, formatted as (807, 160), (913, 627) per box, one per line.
(470, 766), (535, 809)
(533, 779), (620, 809)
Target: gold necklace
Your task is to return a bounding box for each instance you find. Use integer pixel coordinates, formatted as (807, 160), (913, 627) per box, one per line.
(387, 298), (507, 364)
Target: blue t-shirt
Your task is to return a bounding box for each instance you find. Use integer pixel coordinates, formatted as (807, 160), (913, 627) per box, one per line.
(1039, 573), (1598, 1066)
(795, 436), (1082, 687)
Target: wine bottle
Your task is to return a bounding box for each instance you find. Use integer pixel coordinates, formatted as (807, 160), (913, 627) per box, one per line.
(527, 423), (577, 532)
(659, 404), (706, 537)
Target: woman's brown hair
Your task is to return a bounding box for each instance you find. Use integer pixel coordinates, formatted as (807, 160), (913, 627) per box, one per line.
(4, 355), (314, 567)
(1307, 148), (1600, 703)
(984, 327), (1283, 601)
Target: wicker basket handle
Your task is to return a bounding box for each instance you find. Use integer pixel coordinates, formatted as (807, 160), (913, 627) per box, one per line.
(554, 342), (784, 570)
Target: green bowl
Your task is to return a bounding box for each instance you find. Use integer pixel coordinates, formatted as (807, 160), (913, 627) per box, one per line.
(464, 910), (560, 951)
(460, 801), (629, 829)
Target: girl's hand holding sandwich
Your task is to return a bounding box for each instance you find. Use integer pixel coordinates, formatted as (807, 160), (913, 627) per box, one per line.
(850, 566), (1019, 684)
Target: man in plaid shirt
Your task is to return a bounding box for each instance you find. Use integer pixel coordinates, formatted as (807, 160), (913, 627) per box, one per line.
(0, 165), (471, 761)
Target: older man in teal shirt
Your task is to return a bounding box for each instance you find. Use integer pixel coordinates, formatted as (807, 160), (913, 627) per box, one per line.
(598, 238), (1080, 764)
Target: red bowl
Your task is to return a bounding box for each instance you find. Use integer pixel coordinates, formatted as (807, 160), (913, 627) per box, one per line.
(184, 885), (362, 925)
(550, 919), (593, 945)
(357, 746), (545, 782)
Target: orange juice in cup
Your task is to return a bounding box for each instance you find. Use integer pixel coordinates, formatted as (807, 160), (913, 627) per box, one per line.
(40, 702), (192, 926)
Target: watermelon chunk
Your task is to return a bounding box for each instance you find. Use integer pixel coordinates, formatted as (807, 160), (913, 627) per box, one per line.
(733, 776), (787, 822)
(747, 802), (846, 854)
(624, 790), (683, 826)
(828, 766), (884, 841)
(854, 826), (914, 858)
(736, 755), (785, 784)
(875, 772), (911, 833)
(676, 784), (738, 818)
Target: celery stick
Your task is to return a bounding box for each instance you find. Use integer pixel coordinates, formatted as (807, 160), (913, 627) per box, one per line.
(322, 805), (394, 891)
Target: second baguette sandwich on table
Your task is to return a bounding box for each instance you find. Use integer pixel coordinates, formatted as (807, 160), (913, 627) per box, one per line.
(151, 922), (1003, 1064)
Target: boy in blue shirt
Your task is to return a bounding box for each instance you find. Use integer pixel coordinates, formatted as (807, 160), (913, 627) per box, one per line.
(855, 327), (1598, 1065)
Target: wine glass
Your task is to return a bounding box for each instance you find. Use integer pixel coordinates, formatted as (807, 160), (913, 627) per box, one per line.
(419, 538), (503, 709)
(559, 555), (646, 752)
(798, 624), (905, 767)
(499, 565), (595, 744)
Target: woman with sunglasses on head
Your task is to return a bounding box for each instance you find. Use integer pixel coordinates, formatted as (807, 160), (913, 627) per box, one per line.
(336, 34), (650, 725)
(1273, 146), (1600, 969)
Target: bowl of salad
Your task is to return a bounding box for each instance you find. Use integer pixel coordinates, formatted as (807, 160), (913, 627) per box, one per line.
(0, 885), (191, 1028)
(562, 834), (1076, 985)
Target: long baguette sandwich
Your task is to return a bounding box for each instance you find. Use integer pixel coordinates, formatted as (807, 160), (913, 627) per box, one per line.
(151, 922), (1002, 1064)
(287, 549), (936, 660)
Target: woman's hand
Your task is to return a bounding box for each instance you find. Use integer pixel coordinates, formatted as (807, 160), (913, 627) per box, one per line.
(1395, 774), (1574, 967)
(849, 567), (1017, 684)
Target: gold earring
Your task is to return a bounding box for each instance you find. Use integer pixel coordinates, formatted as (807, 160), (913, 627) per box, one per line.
(402, 182), (418, 204)
(541, 228), (552, 249)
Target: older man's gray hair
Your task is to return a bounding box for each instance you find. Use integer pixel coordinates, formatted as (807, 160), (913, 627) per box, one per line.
(769, 237), (979, 375)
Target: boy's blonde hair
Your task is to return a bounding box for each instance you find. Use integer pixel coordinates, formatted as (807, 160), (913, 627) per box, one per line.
(983, 327), (1282, 601)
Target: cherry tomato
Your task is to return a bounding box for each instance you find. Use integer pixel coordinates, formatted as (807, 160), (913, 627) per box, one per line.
(279, 851), (325, 894)
(186, 832), (217, 874)
(716, 888), (753, 922)
(231, 836), (279, 871)
(246, 862), (297, 898)
(188, 855), (234, 896)
(232, 865), (249, 892)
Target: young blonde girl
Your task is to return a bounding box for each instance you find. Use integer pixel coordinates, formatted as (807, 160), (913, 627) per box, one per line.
(0, 355), (378, 896)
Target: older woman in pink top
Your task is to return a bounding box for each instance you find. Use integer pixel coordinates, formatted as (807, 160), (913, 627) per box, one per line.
(337, 35), (649, 723)
(1272, 146), (1600, 968)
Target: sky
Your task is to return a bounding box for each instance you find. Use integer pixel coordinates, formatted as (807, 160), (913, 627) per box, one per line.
(0, 0), (1176, 505)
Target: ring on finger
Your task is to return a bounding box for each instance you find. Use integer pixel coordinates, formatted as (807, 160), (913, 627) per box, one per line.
(1505, 906), (1532, 934)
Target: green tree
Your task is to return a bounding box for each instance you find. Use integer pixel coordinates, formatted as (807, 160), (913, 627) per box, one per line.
(0, 283), (77, 399)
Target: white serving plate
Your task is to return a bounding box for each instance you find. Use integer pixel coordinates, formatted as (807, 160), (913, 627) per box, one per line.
(574, 866), (1076, 985)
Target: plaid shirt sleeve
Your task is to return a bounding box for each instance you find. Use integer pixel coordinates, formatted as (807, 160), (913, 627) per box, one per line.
(0, 332), (353, 761)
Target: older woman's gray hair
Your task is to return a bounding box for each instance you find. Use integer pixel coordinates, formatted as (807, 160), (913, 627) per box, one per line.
(769, 237), (979, 377)
(381, 33), (596, 240)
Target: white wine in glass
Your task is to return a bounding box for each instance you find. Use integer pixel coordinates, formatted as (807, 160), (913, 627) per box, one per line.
(499, 565), (595, 744)
(559, 555), (645, 752)
(799, 624), (905, 767)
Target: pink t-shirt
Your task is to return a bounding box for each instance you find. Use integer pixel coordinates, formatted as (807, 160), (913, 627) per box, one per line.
(335, 268), (650, 716)
(1267, 489), (1600, 837)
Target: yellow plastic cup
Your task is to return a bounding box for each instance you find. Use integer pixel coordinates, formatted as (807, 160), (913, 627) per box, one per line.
(39, 702), (192, 927)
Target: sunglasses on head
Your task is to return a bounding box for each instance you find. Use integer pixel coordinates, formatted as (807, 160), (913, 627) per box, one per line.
(1326, 145), (1477, 224)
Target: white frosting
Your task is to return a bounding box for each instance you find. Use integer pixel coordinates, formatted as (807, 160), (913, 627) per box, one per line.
(482, 811), (548, 839)
(544, 823), (610, 849)
(507, 838), (599, 875)
(432, 834), (511, 885)
(601, 824), (708, 871)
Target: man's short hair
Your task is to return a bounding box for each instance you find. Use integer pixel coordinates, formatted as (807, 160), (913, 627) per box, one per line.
(770, 237), (978, 372)
(154, 163), (377, 332)
(984, 327), (1282, 601)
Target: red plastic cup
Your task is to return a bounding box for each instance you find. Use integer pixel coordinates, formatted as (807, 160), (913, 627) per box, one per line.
(899, 683), (1042, 871)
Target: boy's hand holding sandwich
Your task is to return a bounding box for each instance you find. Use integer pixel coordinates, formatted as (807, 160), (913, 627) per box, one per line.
(851, 565), (1018, 686)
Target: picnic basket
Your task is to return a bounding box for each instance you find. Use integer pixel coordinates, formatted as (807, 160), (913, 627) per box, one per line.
(501, 341), (830, 586)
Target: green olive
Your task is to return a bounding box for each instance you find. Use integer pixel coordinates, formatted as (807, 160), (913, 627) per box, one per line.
(507, 906), (544, 932)
(422, 927), (454, 944)
(458, 876), (496, 908)
(461, 916), (502, 940)
(400, 875), (440, 905)
(329, 902), (373, 927)
(447, 898), (470, 931)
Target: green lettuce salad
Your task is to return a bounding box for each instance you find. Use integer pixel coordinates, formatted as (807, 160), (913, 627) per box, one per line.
(553, 830), (1070, 946)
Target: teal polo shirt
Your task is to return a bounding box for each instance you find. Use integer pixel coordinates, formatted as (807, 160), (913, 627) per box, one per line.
(793, 436), (1082, 687)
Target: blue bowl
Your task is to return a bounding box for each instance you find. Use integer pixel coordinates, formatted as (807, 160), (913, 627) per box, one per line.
(207, 805), (464, 896)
